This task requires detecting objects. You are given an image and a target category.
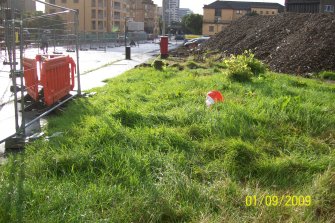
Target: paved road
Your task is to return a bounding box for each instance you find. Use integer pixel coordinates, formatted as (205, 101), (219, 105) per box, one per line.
(0, 40), (182, 154)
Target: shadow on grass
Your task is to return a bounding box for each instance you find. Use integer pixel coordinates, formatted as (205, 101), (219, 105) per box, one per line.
(252, 158), (326, 189)
(112, 109), (178, 128)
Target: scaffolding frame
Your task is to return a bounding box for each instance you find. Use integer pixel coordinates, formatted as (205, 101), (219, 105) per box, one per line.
(0, 0), (81, 145)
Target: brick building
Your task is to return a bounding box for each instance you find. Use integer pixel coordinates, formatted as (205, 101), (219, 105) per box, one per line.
(203, 1), (284, 36)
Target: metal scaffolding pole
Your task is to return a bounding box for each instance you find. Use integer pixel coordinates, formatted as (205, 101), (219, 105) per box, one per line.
(19, 15), (25, 136)
(162, 0), (166, 35)
(8, 1), (19, 132)
(74, 10), (81, 96)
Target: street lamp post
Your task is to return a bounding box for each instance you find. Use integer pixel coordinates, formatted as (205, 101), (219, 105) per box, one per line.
(124, 17), (127, 51)
(162, 0), (165, 35)
(124, 17), (132, 59)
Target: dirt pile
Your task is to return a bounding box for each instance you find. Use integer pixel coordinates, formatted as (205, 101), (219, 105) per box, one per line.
(195, 13), (335, 74)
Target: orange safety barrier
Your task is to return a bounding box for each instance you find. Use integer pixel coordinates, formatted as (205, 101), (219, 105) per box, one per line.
(23, 57), (39, 101)
(40, 56), (76, 106)
(23, 55), (76, 106)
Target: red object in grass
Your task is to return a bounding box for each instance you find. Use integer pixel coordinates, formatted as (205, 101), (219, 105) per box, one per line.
(206, 91), (224, 106)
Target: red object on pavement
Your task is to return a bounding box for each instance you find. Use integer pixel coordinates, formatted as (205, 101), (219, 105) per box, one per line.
(206, 91), (224, 107)
(23, 55), (76, 106)
(40, 56), (76, 106)
(160, 36), (169, 57)
(23, 57), (39, 101)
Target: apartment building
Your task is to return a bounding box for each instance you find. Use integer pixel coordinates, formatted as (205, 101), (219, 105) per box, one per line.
(163, 0), (180, 25)
(203, 1), (284, 36)
(128, 0), (159, 35)
(286, 0), (335, 13)
(45, 0), (128, 33)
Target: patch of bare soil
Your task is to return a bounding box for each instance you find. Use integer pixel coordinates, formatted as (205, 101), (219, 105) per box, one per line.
(172, 13), (335, 74)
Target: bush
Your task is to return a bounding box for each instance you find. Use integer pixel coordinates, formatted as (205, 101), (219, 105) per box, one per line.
(318, 71), (335, 80)
(224, 50), (267, 82)
(152, 59), (165, 70)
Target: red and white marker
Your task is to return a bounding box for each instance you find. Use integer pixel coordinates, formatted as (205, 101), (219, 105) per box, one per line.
(206, 91), (224, 107)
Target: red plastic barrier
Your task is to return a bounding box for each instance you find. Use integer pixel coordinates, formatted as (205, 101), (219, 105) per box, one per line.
(40, 56), (76, 106)
(23, 58), (39, 101)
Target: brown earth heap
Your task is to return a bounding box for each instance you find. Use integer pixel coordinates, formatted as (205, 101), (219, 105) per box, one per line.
(196, 13), (335, 74)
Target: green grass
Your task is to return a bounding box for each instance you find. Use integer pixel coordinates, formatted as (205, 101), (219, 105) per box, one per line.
(318, 71), (335, 81)
(0, 60), (334, 222)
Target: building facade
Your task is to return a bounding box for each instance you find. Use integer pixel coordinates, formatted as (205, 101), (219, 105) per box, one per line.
(203, 1), (284, 36)
(46, 0), (128, 33)
(46, 0), (160, 35)
(128, 0), (159, 35)
(163, 0), (180, 25)
(286, 0), (335, 13)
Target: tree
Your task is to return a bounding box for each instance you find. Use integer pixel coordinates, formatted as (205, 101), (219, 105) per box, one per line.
(181, 13), (203, 35)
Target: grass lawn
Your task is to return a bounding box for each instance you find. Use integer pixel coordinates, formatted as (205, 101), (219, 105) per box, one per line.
(0, 57), (334, 222)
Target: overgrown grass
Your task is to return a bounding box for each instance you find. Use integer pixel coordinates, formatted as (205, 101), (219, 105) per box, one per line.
(318, 71), (335, 81)
(0, 57), (334, 222)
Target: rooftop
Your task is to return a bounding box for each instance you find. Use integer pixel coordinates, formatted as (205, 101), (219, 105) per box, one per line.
(204, 1), (284, 11)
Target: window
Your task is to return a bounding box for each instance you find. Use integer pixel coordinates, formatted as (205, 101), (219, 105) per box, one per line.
(91, 21), (96, 30)
(61, 0), (66, 3)
(209, 26), (214, 32)
(73, 0), (79, 3)
(114, 21), (120, 31)
(91, 10), (96, 18)
(272, 11), (275, 14)
(50, 0), (55, 4)
(266, 11), (269, 14)
(215, 8), (221, 17)
(91, 0), (96, 7)
(98, 0), (103, 7)
(98, 10), (103, 19)
(114, 1), (121, 10)
(236, 10), (242, 14)
(324, 5), (334, 12)
(98, 21), (103, 30)
(114, 11), (120, 19)
(260, 11), (263, 14)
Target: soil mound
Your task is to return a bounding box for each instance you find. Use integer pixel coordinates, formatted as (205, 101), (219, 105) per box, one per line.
(197, 13), (335, 74)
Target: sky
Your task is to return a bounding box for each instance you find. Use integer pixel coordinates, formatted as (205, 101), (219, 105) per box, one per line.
(37, 0), (286, 15)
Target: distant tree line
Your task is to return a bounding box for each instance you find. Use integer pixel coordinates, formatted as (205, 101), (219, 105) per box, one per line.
(159, 13), (203, 35)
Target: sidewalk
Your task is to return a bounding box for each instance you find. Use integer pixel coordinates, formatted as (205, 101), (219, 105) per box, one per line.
(80, 53), (153, 91)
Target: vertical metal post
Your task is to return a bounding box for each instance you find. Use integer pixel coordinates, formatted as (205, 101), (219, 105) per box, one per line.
(19, 17), (25, 136)
(53, 30), (56, 52)
(162, 0), (165, 35)
(124, 17), (127, 58)
(10, 4), (19, 132)
(74, 10), (81, 96)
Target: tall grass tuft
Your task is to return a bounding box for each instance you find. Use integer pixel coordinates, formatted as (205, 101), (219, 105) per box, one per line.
(224, 50), (267, 82)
